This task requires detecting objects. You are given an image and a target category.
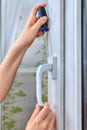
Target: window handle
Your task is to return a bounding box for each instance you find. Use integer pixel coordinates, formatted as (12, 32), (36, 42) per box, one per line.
(36, 56), (57, 106)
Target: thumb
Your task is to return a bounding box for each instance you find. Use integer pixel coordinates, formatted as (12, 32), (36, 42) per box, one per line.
(33, 16), (48, 32)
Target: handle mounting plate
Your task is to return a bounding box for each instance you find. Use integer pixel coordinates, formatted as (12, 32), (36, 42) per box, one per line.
(48, 56), (57, 79)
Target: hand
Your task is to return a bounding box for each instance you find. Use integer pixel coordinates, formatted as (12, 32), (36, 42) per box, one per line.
(17, 3), (48, 48)
(25, 103), (56, 130)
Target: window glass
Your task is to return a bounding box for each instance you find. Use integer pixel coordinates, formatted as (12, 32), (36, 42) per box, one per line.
(0, 0), (48, 130)
(0, 0), (48, 67)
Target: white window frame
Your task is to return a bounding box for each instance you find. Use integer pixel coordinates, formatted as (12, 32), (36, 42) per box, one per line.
(48, 0), (65, 130)
(65, 0), (82, 130)
(48, 0), (82, 130)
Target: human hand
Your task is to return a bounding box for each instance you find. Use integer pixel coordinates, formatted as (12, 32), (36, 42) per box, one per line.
(17, 3), (48, 48)
(25, 103), (56, 130)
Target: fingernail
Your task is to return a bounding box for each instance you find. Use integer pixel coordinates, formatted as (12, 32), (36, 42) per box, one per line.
(44, 102), (49, 106)
(42, 16), (48, 21)
(35, 104), (39, 109)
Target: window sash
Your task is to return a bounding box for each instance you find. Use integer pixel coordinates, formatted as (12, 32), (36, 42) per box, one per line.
(65, 0), (82, 130)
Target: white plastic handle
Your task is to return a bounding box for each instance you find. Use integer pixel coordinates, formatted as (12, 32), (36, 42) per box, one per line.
(36, 64), (53, 106)
(36, 56), (57, 106)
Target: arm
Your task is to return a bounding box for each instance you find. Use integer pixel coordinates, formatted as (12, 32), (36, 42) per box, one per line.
(0, 3), (48, 102)
(0, 44), (27, 102)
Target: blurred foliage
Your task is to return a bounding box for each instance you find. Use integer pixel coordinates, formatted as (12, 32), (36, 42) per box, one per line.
(1, 80), (26, 130)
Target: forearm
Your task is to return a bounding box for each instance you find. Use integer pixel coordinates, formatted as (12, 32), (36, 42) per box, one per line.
(0, 3), (48, 103)
(0, 42), (27, 102)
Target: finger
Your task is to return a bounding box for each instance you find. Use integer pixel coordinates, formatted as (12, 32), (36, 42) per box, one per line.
(49, 115), (56, 130)
(36, 31), (44, 37)
(31, 3), (47, 16)
(26, 3), (47, 27)
(34, 106), (51, 124)
(37, 33), (44, 38)
(32, 16), (48, 33)
(40, 113), (53, 130)
(44, 102), (50, 108)
(31, 17), (39, 25)
(36, 33), (44, 37)
(29, 104), (41, 123)
(43, 112), (53, 124)
(26, 16), (38, 27)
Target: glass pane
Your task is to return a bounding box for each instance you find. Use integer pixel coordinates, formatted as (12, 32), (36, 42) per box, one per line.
(1, 73), (36, 130)
(0, 0), (48, 68)
(82, 0), (87, 129)
(0, 0), (48, 130)
(1, 72), (48, 130)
